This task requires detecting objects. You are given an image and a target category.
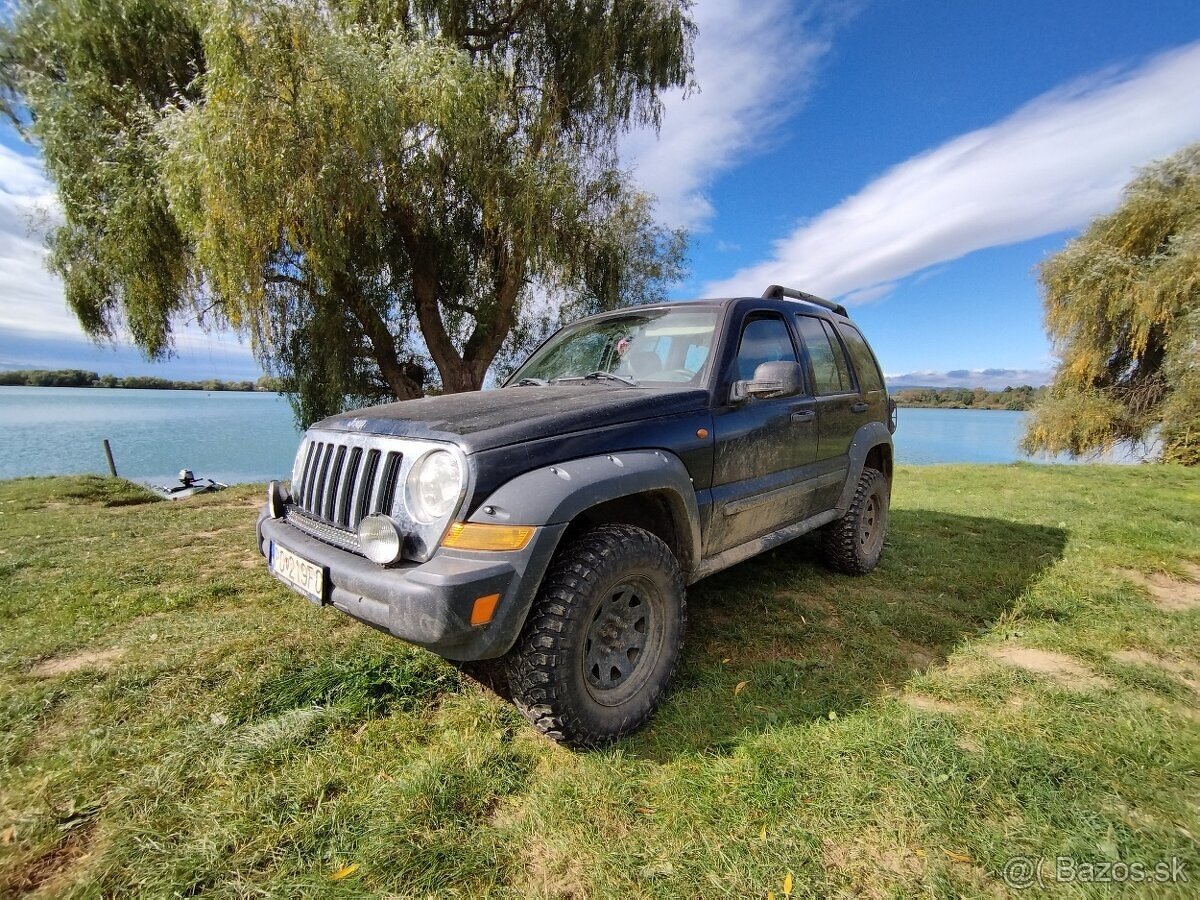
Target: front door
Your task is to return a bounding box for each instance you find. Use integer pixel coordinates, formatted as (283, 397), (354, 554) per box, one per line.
(708, 311), (819, 555)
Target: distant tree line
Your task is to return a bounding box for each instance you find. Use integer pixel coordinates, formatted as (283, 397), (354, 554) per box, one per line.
(0, 369), (283, 392)
(892, 385), (1045, 411)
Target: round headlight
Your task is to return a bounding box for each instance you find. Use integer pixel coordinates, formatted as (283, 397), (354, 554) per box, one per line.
(406, 450), (463, 523)
(357, 514), (403, 565)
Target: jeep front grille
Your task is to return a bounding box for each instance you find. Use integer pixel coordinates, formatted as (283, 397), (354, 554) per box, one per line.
(292, 435), (405, 530)
(284, 429), (466, 564)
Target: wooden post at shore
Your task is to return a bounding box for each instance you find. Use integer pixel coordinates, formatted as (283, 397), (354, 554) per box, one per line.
(102, 439), (118, 477)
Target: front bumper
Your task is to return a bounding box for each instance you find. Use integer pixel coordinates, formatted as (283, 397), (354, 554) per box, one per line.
(257, 508), (566, 661)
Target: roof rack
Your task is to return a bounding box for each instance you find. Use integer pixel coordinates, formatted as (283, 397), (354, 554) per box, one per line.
(761, 284), (849, 318)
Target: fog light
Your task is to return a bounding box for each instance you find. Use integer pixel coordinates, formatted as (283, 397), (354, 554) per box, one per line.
(357, 514), (403, 565)
(266, 480), (290, 518)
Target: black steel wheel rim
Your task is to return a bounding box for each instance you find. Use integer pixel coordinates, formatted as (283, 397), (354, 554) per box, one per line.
(583, 575), (663, 706)
(859, 494), (886, 556)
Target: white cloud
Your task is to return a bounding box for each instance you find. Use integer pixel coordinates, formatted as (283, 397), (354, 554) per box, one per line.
(704, 41), (1200, 299)
(622, 1), (849, 230)
(0, 143), (257, 372)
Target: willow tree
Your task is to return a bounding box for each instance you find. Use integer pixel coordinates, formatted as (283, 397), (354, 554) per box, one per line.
(1, 0), (691, 424)
(1023, 144), (1200, 465)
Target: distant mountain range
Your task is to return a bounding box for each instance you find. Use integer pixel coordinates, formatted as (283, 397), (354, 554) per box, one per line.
(884, 368), (1052, 390)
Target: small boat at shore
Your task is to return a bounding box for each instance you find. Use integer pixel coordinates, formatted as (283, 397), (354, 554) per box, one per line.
(152, 469), (228, 500)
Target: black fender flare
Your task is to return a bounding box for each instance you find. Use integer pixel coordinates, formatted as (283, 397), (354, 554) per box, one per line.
(835, 422), (894, 512)
(466, 449), (703, 573)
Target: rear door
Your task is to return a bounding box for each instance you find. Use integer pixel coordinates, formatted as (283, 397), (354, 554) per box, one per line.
(835, 322), (889, 422)
(794, 314), (864, 510)
(708, 311), (818, 554)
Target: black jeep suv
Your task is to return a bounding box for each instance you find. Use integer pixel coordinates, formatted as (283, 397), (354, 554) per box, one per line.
(259, 285), (896, 746)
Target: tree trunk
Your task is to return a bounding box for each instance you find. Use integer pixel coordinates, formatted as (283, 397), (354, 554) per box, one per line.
(337, 274), (424, 400)
(396, 212), (527, 396)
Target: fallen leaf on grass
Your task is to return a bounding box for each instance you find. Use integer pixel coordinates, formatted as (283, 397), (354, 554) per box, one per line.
(734, 680), (749, 696)
(635, 807), (654, 815)
(759, 824), (767, 840)
(1, 825), (14, 844)
(329, 863), (359, 881)
(944, 850), (972, 864)
(783, 871), (794, 895)
(639, 861), (674, 878)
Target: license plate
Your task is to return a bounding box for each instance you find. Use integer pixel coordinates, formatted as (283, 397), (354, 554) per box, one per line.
(269, 542), (326, 604)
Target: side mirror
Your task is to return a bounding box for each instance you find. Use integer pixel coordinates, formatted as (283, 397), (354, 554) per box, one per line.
(731, 360), (804, 402)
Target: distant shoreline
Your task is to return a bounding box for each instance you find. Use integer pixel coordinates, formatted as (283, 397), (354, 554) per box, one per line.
(0, 369), (279, 392)
(1, 377), (1043, 410)
(889, 385), (1044, 411)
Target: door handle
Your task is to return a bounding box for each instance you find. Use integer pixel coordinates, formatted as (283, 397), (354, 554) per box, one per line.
(791, 409), (816, 423)
(850, 401), (869, 413)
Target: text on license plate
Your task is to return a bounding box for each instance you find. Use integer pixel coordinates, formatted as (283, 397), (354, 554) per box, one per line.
(270, 542), (324, 601)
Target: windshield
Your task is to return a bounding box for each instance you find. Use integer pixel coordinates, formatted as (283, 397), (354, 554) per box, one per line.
(509, 307), (720, 386)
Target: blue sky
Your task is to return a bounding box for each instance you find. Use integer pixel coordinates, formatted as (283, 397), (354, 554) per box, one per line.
(3, 0), (1200, 385)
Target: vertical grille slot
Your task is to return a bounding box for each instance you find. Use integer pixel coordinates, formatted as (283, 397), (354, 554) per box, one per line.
(337, 447), (363, 527)
(298, 441), (317, 500)
(310, 443), (334, 517)
(355, 449), (381, 523)
(323, 445), (347, 521)
(375, 451), (402, 514)
(303, 442), (329, 511)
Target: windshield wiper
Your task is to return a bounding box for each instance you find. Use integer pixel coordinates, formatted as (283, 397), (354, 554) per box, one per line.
(514, 377), (549, 386)
(581, 370), (638, 386)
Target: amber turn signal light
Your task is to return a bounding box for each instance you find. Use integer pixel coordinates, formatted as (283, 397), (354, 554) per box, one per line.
(470, 593), (501, 626)
(442, 522), (535, 551)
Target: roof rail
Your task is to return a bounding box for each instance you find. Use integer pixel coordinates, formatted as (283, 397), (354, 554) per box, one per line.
(761, 284), (848, 318)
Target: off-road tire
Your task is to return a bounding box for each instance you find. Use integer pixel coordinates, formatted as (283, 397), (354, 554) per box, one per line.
(504, 524), (686, 748)
(821, 466), (889, 575)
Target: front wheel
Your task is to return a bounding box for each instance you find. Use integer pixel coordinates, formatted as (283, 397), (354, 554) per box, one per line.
(504, 524), (686, 748)
(821, 466), (890, 574)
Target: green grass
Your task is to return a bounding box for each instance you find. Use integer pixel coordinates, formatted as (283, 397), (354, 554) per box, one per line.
(0, 466), (1197, 897)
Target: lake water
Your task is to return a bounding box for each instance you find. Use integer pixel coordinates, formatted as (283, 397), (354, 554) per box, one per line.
(0, 387), (1132, 486)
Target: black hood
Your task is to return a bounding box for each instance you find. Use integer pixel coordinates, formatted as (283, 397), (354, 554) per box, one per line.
(316, 385), (710, 453)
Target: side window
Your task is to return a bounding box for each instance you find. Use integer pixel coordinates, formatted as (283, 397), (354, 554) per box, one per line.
(837, 324), (885, 393)
(735, 314), (797, 381)
(795, 315), (852, 395)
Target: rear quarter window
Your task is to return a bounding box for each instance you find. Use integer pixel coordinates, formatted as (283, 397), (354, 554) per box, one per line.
(837, 324), (885, 393)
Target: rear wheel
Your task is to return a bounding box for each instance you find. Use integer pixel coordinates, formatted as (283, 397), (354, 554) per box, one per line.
(822, 466), (889, 574)
(504, 524), (686, 748)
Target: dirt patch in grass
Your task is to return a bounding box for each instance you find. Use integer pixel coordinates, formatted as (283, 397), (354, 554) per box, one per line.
(516, 837), (589, 899)
(821, 835), (925, 896)
(899, 693), (966, 715)
(1119, 565), (1200, 613)
(898, 640), (938, 671)
(986, 645), (1111, 691)
(192, 527), (249, 540)
(31, 648), (123, 677)
(1112, 649), (1200, 695)
(0, 821), (97, 896)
